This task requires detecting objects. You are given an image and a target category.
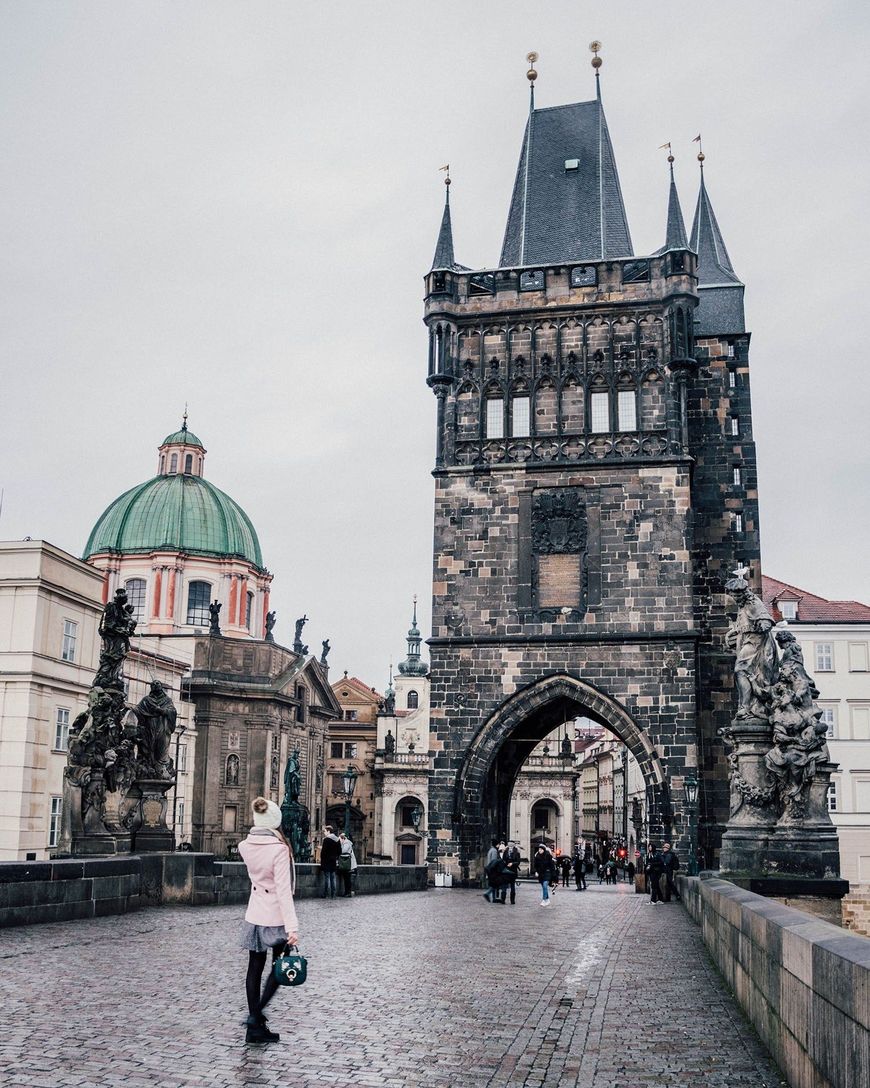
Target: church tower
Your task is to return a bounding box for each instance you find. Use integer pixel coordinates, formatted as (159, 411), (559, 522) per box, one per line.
(422, 48), (761, 880)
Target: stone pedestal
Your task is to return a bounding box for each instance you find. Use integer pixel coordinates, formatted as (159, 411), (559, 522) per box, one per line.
(129, 779), (175, 853)
(718, 716), (777, 874)
(61, 771), (118, 856)
(763, 759), (841, 878)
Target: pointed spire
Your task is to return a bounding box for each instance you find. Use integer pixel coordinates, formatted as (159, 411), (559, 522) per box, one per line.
(590, 40), (602, 100)
(398, 594), (428, 677)
(430, 169), (456, 271)
(690, 143), (740, 285)
(660, 146), (688, 250)
(526, 52), (538, 112)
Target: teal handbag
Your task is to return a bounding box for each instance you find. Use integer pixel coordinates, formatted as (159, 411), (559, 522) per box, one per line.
(272, 944), (308, 987)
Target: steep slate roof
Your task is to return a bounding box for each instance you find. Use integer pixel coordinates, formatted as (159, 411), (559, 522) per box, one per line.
(762, 575), (870, 623)
(431, 193), (455, 270)
(664, 166), (688, 250)
(690, 171), (741, 286)
(499, 96), (633, 266)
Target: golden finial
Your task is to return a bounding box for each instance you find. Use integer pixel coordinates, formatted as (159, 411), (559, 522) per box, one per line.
(526, 51), (539, 83)
(693, 133), (705, 163)
(589, 40), (603, 70)
(439, 163), (450, 188)
(659, 141), (674, 164)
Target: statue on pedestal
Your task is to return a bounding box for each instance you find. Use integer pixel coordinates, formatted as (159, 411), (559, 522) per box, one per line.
(264, 611), (277, 642)
(293, 615), (309, 656)
(208, 600), (222, 636)
(724, 575), (777, 721)
(134, 681), (178, 780)
(280, 747), (312, 862)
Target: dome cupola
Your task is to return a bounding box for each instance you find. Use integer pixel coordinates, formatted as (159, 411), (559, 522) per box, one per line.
(158, 411), (206, 477)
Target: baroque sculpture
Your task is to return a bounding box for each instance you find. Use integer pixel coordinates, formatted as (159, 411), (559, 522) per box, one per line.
(280, 748), (312, 862)
(264, 610), (277, 642)
(209, 600), (222, 636)
(718, 569), (839, 877)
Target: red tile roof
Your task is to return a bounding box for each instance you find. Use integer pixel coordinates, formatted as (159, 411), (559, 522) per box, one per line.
(331, 675), (383, 701)
(762, 576), (870, 624)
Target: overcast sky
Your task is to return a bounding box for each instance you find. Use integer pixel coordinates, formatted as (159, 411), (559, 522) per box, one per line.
(2, 2), (868, 686)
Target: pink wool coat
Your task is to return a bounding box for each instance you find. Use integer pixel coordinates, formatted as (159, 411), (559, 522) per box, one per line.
(237, 829), (299, 935)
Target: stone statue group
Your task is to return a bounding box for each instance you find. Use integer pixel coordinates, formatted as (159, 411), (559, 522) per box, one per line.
(724, 571), (830, 822)
(64, 588), (179, 851)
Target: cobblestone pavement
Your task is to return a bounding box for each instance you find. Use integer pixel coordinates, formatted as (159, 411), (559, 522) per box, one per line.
(0, 881), (787, 1088)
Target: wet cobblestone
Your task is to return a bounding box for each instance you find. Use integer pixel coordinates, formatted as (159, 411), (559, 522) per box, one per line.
(0, 882), (786, 1087)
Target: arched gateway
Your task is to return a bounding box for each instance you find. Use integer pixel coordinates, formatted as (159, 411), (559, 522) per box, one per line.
(421, 58), (761, 882)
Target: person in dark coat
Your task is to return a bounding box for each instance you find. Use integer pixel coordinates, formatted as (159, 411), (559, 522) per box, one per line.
(645, 843), (665, 904)
(661, 842), (682, 902)
(572, 850), (587, 890)
(533, 844), (557, 906)
(483, 838), (503, 904)
(319, 825), (341, 899)
(500, 840), (521, 904)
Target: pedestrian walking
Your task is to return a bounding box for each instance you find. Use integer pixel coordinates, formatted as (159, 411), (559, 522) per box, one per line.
(237, 797), (299, 1044)
(661, 842), (682, 902)
(483, 837), (504, 903)
(559, 854), (572, 887)
(572, 850), (587, 890)
(500, 840), (521, 904)
(319, 824), (341, 898)
(605, 857), (617, 885)
(626, 860), (636, 884)
(337, 832), (358, 897)
(533, 844), (556, 906)
(645, 842), (665, 904)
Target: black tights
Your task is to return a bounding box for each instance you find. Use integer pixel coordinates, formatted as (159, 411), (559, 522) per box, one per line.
(246, 945), (284, 1018)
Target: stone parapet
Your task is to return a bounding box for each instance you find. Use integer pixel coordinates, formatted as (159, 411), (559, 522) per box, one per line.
(680, 873), (870, 1088)
(0, 856), (427, 928)
(843, 885), (870, 938)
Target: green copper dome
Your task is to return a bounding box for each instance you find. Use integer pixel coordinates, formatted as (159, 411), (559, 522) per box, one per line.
(161, 427), (203, 448)
(84, 475), (263, 568)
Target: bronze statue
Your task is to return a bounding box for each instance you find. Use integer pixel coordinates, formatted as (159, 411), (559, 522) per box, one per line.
(320, 639), (330, 665)
(264, 610), (277, 642)
(284, 747), (302, 802)
(724, 575), (777, 720)
(384, 729), (396, 756)
(208, 600), (221, 636)
(134, 681), (178, 780)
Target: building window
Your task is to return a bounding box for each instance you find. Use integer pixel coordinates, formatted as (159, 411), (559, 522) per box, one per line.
(827, 782), (837, 812)
(330, 741), (344, 759)
(223, 805), (238, 833)
(778, 600), (798, 621)
(343, 710), (358, 721)
(170, 453), (178, 473)
(727, 343), (735, 358)
(176, 799), (185, 829)
(343, 743), (358, 759)
(819, 707), (837, 738)
(296, 684), (307, 723)
(730, 416), (739, 436)
(272, 733), (280, 752)
(177, 743), (187, 773)
(485, 398), (504, 439)
(617, 390), (637, 432)
(48, 797), (62, 847)
(401, 803), (420, 827)
(407, 690), (419, 710)
(728, 369), (737, 389)
(533, 807), (550, 830)
(225, 753), (240, 786)
(590, 392), (609, 433)
(125, 578), (147, 622)
(511, 396), (530, 438)
(54, 708), (71, 751)
(184, 453), (193, 474)
(245, 592), (254, 631)
(733, 467), (742, 486)
(852, 705), (870, 740)
(160, 455), (166, 474)
(815, 643), (834, 672)
(61, 619), (77, 663)
(733, 513), (743, 534)
(186, 581), (211, 626)
(848, 642), (869, 672)
(270, 754), (279, 790)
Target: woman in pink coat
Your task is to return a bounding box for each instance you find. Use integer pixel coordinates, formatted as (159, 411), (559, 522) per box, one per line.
(237, 797), (299, 1044)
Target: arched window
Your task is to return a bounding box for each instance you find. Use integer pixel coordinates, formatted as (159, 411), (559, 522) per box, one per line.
(225, 753), (240, 786)
(125, 578), (146, 622)
(407, 690), (419, 710)
(169, 453), (178, 473)
(160, 456), (165, 474)
(184, 453), (193, 474)
(245, 592), (254, 631)
(186, 581), (212, 626)
(511, 395), (530, 438)
(589, 379), (610, 433)
(485, 397), (504, 439)
(617, 377), (637, 432)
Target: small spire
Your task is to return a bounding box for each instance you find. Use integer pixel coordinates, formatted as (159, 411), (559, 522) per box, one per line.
(526, 51), (538, 112)
(690, 141), (740, 284)
(590, 40), (602, 99)
(660, 144), (688, 251)
(182, 403), (189, 433)
(693, 133), (705, 168)
(430, 169), (456, 270)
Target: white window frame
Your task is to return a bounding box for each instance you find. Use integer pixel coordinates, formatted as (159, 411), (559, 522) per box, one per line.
(54, 707), (71, 751)
(49, 796), (62, 847)
(511, 395), (530, 438)
(61, 619), (77, 663)
(728, 368), (737, 387)
(819, 706), (837, 738)
(827, 781), (837, 812)
(177, 743), (187, 774)
(176, 798), (185, 830)
(815, 642), (834, 672)
(733, 467), (742, 486)
(733, 513), (743, 534)
(779, 601), (798, 621)
(590, 391), (609, 433)
(730, 416), (739, 436)
(617, 389), (637, 433)
(125, 578), (147, 622)
(485, 398), (504, 440)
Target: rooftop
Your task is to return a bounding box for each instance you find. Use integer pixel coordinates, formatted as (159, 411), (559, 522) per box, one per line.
(762, 575), (870, 624)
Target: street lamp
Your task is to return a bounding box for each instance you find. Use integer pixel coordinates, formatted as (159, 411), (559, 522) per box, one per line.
(171, 722), (187, 848)
(342, 766), (358, 838)
(411, 803), (423, 831)
(684, 774), (699, 876)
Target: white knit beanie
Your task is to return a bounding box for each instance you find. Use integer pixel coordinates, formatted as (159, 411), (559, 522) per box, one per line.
(252, 798), (283, 829)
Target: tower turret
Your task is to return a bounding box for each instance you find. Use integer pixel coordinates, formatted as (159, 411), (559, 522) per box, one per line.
(690, 147), (745, 335)
(662, 150), (688, 251)
(398, 596), (428, 677)
(431, 171), (457, 271)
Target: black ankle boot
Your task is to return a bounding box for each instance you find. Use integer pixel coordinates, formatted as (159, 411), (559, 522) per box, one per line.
(246, 1016), (279, 1043)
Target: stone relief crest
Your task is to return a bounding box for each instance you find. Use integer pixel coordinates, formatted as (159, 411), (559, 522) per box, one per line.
(531, 488), (587, 554)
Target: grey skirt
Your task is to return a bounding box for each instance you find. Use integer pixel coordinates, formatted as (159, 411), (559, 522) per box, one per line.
(239, 920), (288, 952)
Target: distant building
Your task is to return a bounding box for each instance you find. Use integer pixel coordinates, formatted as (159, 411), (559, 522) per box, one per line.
(763, 576), (870, 883)
(329, 674), (381, 859)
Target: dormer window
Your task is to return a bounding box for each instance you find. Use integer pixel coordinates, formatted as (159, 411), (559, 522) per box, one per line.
(779, 600), (798, 621)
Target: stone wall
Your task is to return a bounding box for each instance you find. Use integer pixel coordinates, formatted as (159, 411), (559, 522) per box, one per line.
(843, 885), (870, 938)
(680, 874), (870, 1088)
(0, 855), (428, 928)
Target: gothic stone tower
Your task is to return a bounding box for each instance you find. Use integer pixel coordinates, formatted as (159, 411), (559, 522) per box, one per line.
(422, 57), (760, 881)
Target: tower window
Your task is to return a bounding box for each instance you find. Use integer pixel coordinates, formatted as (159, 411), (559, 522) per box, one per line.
(617, 390), (637, 432)
(728, 369), (737, 389)
(245, 591), (254, 631)
(727, 343), (735, 358)
(186, 581), (212, 626)
(733, 467), (742, 486)
(169, 453), (178, 473)
(160, 456), (166, 474)
(407, 690), (419, 710)
(730, 416), (739, 436)
(125, 578), (146, 622)
(733, 513), (743, 534)
(511, 396), (530, 438)
(590, 392), (609, 433)
(485, 398), (504, 439)
(184, 453), (193, 474)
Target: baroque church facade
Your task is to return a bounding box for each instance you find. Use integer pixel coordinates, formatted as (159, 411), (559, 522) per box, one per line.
(422, 52), (759, 880)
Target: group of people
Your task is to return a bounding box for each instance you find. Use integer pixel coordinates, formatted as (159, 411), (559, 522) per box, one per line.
(483, 840), (596, 907)
(642, 842), (681, 903)
(317, 824), (358, 899)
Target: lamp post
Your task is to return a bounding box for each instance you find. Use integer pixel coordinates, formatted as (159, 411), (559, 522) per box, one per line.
(342, 766), (358, 838)
(171, 722), (187, 848)
(684, 774), (699, 876)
